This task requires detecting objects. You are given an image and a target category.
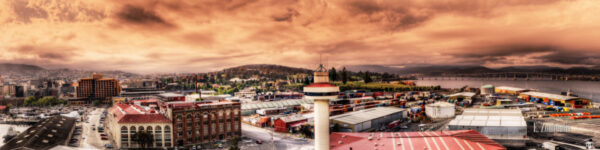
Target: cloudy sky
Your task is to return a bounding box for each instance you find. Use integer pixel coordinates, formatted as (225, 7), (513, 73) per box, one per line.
(1, 0), (600, 73)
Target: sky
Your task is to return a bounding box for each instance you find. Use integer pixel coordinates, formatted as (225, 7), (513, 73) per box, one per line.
(1, 0), (600, 73)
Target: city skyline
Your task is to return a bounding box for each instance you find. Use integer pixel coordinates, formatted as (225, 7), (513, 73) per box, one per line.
(1, 0), (600, 73)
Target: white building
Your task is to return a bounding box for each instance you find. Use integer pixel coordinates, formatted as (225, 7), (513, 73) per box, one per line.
(107, 104), (173, 149)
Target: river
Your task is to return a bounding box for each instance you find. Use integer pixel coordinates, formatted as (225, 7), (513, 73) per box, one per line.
(415, 78), (600, 102)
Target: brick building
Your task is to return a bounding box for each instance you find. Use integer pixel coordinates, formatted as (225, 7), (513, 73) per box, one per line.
(163, 101), (241, 147)
(73, 73), (120, 104)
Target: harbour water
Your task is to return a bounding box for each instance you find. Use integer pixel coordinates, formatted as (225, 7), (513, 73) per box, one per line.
(416, 78), (600, 102)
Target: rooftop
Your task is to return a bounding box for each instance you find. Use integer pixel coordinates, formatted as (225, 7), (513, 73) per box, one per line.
(447, 92), (476, 98)
(109, 103), (171, 123)
(1, 116), (76, 150)
(330, 130), (506, 150)
(496, 86), (527, 92)
(449, 109), (526, 127)
(330, 107), (406, 125)
(157, 93), (184, 97)
(520, 91), (580, 101)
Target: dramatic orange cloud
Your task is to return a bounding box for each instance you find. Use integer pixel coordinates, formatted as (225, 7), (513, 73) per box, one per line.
(1, 0), (599, 73)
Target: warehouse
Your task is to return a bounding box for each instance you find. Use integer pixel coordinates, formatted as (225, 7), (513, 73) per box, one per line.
(519, 91), (591, 108)
(330, 130), (506, 150)
(1, 116), (76, 150)
(495, 86), (529, 95)
(425, 102), (456, 120)
(446, 92), (476, 104)
(330, 107), (407, 132)
(241, 99), (314, 115)
(274, 115), (308, 132)
(448, 109), (527, 148)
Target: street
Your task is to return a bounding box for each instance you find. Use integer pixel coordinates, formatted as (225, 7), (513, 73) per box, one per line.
(241, 124), (313, 150)
(80, 108), (109, 149)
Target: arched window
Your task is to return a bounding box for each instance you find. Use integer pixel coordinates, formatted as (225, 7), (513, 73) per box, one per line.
(176, 115), (182, 120)
(165, 126), (171, 132)
(130, 126), (136, 133)
(147, 126), (153, 132)
(195, 113), (201, 119)
(121, 126), (127, 133)
(156, 126), (162, 131)
(139, 126), (144, 131)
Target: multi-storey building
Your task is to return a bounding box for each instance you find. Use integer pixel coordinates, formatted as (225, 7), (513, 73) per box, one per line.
(107, 103), (173, 149)
(163, 101), (241, 147)
(73, 73), (120, 104)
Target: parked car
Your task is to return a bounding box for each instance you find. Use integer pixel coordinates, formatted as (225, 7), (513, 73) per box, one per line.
(256, 140), (262, 144)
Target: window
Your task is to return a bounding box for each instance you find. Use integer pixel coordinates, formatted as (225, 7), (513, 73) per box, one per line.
(187, 130), (192, 135)
(164, 126), (171, 133)
(155, 126), (162, 133)
(178, 131), (183, 136)
(186, 114), (193, 120)
(138, 126), (144, 131)
(196, 113), (201, 119)
(203, 125), (208, 134)
(130, 126), (136, 133)
(177, 123), (182, 128)
(121, 126), (128, 133)
(177, 115), (182, 121)
(147, 126), (153, 132)
(187, 122), (192, 127)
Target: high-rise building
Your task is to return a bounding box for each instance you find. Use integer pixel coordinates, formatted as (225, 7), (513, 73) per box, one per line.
(163, 101), (241, 147)
(74, 73), (121, 104)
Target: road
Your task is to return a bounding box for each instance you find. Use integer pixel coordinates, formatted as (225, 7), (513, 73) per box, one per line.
(80, 108), (109, 149)
(241, 124), (313, 150)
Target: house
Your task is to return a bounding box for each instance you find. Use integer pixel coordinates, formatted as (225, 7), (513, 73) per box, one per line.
(273, 115), (307, 132)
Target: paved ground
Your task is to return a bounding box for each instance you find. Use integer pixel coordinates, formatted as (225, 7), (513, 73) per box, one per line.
(240, 124), (313, 150)
(80, 108), (109, 149)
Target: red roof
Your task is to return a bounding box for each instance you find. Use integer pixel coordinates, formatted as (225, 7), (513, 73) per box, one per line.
(306, 83), (337, 87)
(0, 105), (6, 110)
(330, 130), (506, 150)
(109, 104), (171, 123)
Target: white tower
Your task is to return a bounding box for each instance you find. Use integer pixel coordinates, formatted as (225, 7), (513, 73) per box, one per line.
(304, 64), (339, 150)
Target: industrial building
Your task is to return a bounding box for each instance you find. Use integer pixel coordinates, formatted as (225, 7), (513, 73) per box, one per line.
(425, 102), (456, 120)
(330, 107), (407, 132)
(519, 91), (591, 108)
(329, 130), (506, 150)
(448, 109), (527, 147)
(481, 84), (495, 95)
(273, 115), (308, 132)
(241, 99), (314, 115)
(1, 116), (76, 150)
(447, 92), (476, 103)
(495, 86), (528, 95)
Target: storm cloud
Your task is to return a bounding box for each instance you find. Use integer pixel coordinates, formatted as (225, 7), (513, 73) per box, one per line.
(0, 0), (599, 73)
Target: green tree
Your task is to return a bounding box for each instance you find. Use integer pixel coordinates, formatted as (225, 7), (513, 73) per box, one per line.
(229, 136), (241, 150)
(341, 67), (348, 84)
(329, 67), (338, 81)
(24, 96), (37, 106)
(132, 131), (154, 149)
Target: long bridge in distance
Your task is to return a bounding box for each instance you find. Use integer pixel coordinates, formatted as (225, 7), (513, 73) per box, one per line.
(419, 72), (600, 81)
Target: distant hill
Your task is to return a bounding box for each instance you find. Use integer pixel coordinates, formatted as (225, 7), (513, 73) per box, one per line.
(346, 64), (600, 76)
(0, 63), (45, 72)
(0, 63), (138, 79)
(220, 64), (312, 79)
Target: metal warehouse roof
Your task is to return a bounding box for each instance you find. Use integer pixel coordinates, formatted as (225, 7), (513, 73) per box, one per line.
(449, 109), (526, 127)
(242, 99), (313, 110)
(330, 130), (506, 150)
(447, 92), (476, 97)
(330, 107), (405, 125)
(495, 86), (527, 92)
(520, 91), (580, 101)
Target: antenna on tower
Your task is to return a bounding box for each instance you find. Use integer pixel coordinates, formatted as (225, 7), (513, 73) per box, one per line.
(317, 53), (326, 72)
